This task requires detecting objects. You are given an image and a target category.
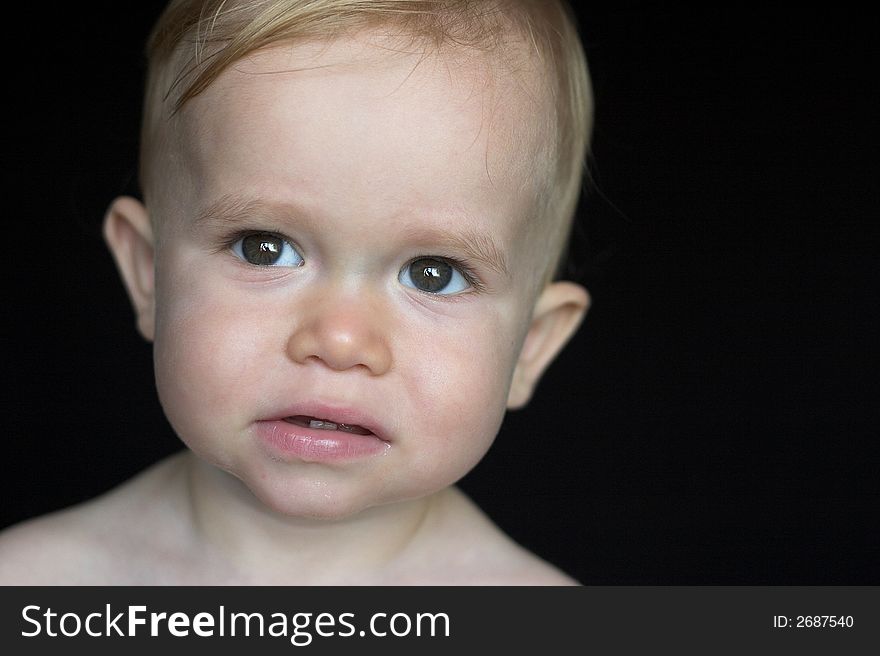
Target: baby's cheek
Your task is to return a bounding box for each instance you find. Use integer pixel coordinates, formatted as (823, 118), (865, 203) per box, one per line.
(406, 313), (514, 455)
(154, 286), (264, 432)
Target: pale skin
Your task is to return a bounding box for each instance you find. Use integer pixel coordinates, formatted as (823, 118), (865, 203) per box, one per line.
(0, 32), (589, 585)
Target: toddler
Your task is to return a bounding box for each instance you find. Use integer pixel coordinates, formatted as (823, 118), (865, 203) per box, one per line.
(0, 0), (592, 584)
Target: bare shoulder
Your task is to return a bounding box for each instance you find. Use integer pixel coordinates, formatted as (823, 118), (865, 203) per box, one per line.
(0, 505), (105, 585)
(403, 487), (580, 586)
(0, 453), (188, 585)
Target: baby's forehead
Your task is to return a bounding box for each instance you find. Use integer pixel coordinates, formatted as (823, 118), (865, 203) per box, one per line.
(154, 34), (551, 265)
(188, 31), (552, 142)
(174, 32), (552, 210)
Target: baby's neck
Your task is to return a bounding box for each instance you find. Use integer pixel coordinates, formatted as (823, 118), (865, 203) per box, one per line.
(179, 453), (437, 584)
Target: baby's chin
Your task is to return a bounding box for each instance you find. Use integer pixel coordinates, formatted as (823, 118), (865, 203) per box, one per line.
(222, 461), (418, 523)
(183, 438), (464, 523)
(251, 484), (382, 522)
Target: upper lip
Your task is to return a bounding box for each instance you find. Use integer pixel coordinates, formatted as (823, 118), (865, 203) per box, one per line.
(263, 402), (390, 442)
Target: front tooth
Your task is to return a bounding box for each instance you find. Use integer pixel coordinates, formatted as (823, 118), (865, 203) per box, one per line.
(309, 419), (337, 430)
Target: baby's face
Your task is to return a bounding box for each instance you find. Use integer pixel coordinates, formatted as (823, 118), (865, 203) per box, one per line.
(147, 34), (553, 518)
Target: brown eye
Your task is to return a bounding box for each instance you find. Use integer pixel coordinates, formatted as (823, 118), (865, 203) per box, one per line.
(399, 257), (468, 294)
(234, 233), (303, 266)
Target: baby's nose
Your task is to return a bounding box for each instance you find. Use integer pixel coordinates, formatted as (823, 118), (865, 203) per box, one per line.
(286, 293), (392, 375)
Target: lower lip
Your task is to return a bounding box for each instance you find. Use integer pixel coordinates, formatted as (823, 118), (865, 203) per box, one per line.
(255, 420), (390, 462)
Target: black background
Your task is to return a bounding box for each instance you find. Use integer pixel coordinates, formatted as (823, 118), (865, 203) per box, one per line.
(2, 4), (877, 584)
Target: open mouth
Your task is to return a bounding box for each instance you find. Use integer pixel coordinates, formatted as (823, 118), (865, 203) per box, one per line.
(283, 415), (373, 436)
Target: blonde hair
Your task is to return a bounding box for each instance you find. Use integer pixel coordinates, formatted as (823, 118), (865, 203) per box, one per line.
(141, 0), (592, 282)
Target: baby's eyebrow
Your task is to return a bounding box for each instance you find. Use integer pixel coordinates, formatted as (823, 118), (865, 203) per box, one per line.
(194, 193), (509, 277)
(194, 193), (278, 230)
(401, 227), (510, 278)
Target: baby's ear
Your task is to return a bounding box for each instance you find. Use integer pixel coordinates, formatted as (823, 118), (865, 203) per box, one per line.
(102, 196), (156, 341)
(507, 281), (590, 409)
